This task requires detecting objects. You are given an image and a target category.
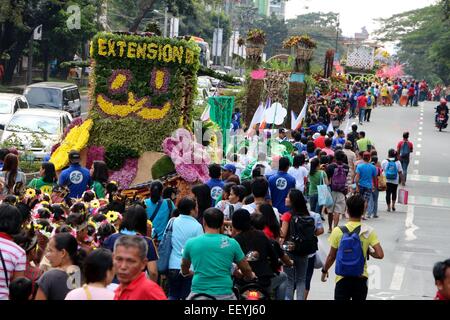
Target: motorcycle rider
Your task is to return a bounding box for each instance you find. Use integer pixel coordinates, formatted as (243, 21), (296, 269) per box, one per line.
(435, 98), (449, 125)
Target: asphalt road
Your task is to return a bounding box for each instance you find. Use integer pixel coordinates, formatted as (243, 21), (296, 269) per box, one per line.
(81, 94), (89, 119)
(308, 101), (450, 300)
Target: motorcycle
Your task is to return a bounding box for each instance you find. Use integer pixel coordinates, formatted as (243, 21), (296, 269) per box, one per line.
(435, 111), (448, 132)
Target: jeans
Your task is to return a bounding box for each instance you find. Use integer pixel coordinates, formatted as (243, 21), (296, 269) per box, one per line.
(308, 194), (322, 214)
(400, 158), (409, 184)
(334, 277), (368, 301)
(407, 96), (414, 106)
(350, 105), (356, 118)
(367, 189), (379, 217)
(269, 271), (288, 300)
(305, 255), (316, 291)
(359, 109), (366, 123)
(365, 109), (372, 121)
(285, 254), (309, 300)
(167, 269), (192, 300)
(386, 183), (398, 205)
(393, 93), (399, 104)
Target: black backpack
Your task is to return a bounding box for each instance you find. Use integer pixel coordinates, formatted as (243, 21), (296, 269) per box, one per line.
(289, 215), (318, 256)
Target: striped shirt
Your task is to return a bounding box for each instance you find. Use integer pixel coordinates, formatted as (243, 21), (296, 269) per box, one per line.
(0, 234), (27, 300)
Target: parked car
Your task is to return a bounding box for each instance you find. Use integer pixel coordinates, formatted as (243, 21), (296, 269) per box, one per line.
(23, 82), (81, 117)
(0, 93), (29, 128)
(197, 76), (213, 92)
(0, 109), (73, 160)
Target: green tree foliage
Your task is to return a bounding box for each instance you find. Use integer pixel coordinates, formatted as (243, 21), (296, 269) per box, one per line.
(253, 13), (288, 58)
(374, 1), (450, 85)
(286, 12), (345, 65)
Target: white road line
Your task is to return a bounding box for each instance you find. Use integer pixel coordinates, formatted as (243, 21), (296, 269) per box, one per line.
(419, 127), (423, 130)
(389, 265), (406, 291)
(405, 205), (419, 241)
(415, 151), (421, 156)
(419, 121), (423, 125)
(414, 160), (419, 165)
(418, 137), (422, 141)
(419, 132), (422, 135)
(417, 144), (421, 148)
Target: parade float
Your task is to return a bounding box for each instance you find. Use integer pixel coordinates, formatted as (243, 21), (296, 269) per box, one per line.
(49, 31), (213, 202)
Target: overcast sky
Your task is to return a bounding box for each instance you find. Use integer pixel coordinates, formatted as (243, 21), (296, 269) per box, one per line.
(285, 0), (437, 37)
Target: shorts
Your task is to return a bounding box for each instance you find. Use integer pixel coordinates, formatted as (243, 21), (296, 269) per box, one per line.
(327, 191), (346, 214)
(358, 187), (372, 202)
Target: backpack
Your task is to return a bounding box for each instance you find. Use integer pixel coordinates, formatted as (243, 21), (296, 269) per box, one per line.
(335, 226), (365, 277)
(399, 141), (411, 159)
(289, 215), (318, 256)
(378, 173), (387, 191)
(367, 95), (372, 106)
(385, 160), (398, 180)
(156, 218), (175, 274)
(331, 165), (347, 193)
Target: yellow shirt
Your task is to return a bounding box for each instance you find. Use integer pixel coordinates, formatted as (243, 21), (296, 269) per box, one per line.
(328, 221), (380, 283)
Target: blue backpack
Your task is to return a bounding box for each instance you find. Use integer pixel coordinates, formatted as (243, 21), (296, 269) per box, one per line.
(335, 226), (365, 277)
(385, 160), (398, 180)
(156, 218), (175, 274)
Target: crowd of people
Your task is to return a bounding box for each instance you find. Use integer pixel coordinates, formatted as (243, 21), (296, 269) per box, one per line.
(0, 77), (449, 302)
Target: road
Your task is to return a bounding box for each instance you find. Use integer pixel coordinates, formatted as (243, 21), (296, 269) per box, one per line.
(308, 101), (450, 300)
(81, 94), (89, 119)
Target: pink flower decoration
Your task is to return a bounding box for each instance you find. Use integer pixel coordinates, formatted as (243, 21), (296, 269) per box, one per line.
(109, 158), (139, 189)
(86, 146), (105, 169)
(251, 69), (266, 80)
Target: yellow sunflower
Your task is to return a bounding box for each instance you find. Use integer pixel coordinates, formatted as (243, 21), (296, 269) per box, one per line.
(90, 199), (100, 209)
(105, 211), (119, 223)
(26, 188), (36, 198)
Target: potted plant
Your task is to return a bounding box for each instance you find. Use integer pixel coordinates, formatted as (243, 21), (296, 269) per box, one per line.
(245, 29), (266, 58)
(283, 35), (316, 61)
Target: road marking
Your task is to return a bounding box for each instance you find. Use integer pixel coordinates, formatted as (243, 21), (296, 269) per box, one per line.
(419, 121), (423, 125)
(418, 137), (422, 141)
(405, 205), (419, 242)
(419, 127), (423, 130)
(408, 174), (450, 184)
(419, 132), (422, 135)
(408, 195), (450, 208)
(414, 160), (419, 165)
(417, 144), (421, 148)
(389, 265), (406, 291)
(415, 151), (421, 156)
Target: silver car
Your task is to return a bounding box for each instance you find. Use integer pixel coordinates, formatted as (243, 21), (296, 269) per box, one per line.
(0, 109), (73, 160)
(24, 82), (81, 117)
(0, 93), (29, 127)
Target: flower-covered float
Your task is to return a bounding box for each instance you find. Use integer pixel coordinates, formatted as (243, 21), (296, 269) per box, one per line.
(50, 31), (207, 199)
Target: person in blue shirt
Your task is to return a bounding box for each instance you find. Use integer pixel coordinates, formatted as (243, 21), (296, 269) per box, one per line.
(231, 108), (242, 132)
(268, 157), (296, 214)
(144, 180), (175, 241)
(58, 150), (91, 199)
(0, 148), (10, 171)
(206, 164), (225, 206)
(167, 197), (203, 300)
(332, 130), (346, 150)
(355, 152), (378, 219)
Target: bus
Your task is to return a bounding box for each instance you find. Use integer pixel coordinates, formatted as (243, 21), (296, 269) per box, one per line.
(190, 36), (211, 68)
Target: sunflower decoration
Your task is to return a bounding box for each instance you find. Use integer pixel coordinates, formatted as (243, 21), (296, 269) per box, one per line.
(90, 199), (100, 209)
(25, 188), (36, 199)
(105, 211), (120, 223)
(88, 219), (98, 230)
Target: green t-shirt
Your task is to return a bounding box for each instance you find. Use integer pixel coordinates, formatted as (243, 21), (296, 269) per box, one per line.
(357, 138), (372, 152)
(28, 177), (56, 194)
(309, 170), (325, 196)
(92, 180), (105, 199)
(182, 233), (245, 295)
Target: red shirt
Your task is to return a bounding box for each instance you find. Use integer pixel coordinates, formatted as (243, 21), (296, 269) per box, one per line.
(357, 95), (367, 109)
(408, 87), (415, 97)
(397, 140), (413, 155)
(435, 291), (448, 300)
(114, 272), (167, 300)
(263, 226), (275, 240)
(314, 136), (326, 149)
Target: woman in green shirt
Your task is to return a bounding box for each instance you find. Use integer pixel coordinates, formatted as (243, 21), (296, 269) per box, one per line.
(90, 161), (108, 199)
(308, 157), (329, 214)
(28, 162), (57, 194)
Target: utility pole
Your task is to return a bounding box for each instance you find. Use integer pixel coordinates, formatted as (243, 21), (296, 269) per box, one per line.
(163, 7), (168, 37)
(27, 38), (33, 85)
(335, 14), (340, 57)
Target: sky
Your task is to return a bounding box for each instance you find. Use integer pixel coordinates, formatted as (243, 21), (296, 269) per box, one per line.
(285, 0), (437, 38)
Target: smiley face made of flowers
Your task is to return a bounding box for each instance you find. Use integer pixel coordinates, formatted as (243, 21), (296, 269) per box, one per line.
(96, 68), (172, 121)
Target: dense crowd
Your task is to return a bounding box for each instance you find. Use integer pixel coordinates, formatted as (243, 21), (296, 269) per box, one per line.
(0, 77), (449, 302)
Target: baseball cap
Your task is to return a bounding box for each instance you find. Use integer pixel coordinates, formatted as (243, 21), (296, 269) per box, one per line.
(68, 150), (81, 163)
(222, 164), (236, 174)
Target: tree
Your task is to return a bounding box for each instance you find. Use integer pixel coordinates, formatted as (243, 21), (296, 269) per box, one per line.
(286, 12), (345, 66)
(253, 13), (288, 58)
(374, 1), (450, 85)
